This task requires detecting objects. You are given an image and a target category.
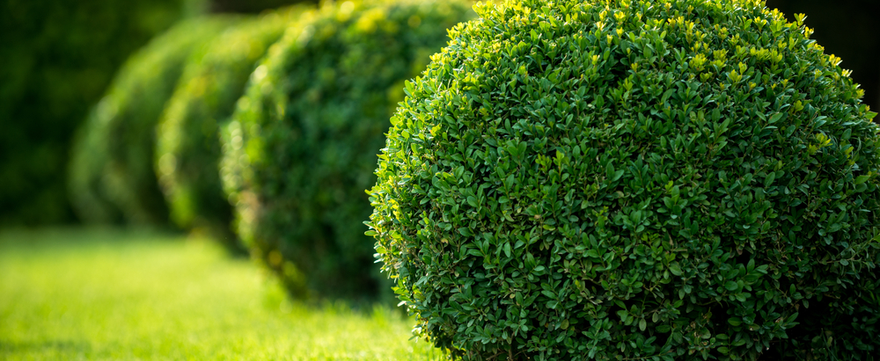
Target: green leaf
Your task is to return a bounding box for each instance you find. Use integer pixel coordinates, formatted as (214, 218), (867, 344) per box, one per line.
(764, 172), (776, 187)
(724, 281), (738, 291)
(669, 263), (682, 276)
(467, 196), (479, 207)
(534, 265), (545, 272)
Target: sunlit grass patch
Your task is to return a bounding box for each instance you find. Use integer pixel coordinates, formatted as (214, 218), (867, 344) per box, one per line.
(0, 228), (444, 360)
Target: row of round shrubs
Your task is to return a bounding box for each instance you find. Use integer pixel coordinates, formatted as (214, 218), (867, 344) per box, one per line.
(69, 0), (476, 299)
(69, 0), (880, 358)
(69, 5), (313, 230)
(367, 0), (880, 360)
(155, 6), (306, 253)
(69, 16), (241, 226)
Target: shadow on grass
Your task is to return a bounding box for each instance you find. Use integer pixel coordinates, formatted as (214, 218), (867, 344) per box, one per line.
(0, 225), (181, 244)
(0, 339), (91, 353)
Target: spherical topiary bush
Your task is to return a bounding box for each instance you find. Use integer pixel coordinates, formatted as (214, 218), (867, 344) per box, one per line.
(69, 16), (239, 225)
(155, 6), (306, 251)
(366, 0), (880, 359)
(220, 0), (476, 300)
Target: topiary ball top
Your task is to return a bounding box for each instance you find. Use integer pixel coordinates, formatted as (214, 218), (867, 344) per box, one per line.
(70, 16), (239, 226)
(154, 6), (306, 248)
(368, 0), (880, 359)
(220, 0), (476, 300)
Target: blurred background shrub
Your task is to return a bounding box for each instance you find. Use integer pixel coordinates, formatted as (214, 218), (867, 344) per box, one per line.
(220, 0), (476, 301)
(0, 0), (317, 227)
(0, 0), (202, 225)
(69, 17), (241, 226)
(154, 6), (307, 253)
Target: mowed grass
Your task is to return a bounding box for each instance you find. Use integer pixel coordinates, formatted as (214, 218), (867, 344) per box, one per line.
(0, 228), (445, 360)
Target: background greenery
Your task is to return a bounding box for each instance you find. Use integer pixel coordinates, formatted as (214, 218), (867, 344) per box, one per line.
(69, 16), (241, 227)
(154, 6), (305, 251)
(0, 0), (196, 225)
(0, 0), (316, 227)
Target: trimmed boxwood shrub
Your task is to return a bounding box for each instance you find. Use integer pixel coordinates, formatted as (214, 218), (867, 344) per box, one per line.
(367, 0), (880, 359)
(220, 0), (475, 300)
(69, 16), (239, 225)
(154, 6), (306, 250)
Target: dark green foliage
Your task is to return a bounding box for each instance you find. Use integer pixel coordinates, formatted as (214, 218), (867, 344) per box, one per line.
(0, 0), (200, 225)
(221, 0), (475, 300)
(155, 6), (306, 252)
(69, 16), (239, 225)
(367, 0), (880, 359)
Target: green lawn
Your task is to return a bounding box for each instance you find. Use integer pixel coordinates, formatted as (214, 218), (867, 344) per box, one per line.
(0, 228), (445, 360)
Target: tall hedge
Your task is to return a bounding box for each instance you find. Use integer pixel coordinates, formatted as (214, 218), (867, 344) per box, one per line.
(367, 0), (880, 359)
(69, 16), (239, 225)
(0, 0), (200, 225)
(220, 0), (475, 300)
(155, 6), (306, 250)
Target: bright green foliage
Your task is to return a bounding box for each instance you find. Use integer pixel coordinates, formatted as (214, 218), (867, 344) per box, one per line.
(221, 0), (475, 300)
(367, 0), (880, 359)
(155, 6), (306, 251)
(69, 16), (239, 225)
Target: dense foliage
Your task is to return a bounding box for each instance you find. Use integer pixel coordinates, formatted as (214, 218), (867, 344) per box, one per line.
(69, 16), (239, 225)
(0, 0), (199, 225)
(220, 0), (475, 300)
(155, 6), (305, 251)
(367, 0), (880, 359)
